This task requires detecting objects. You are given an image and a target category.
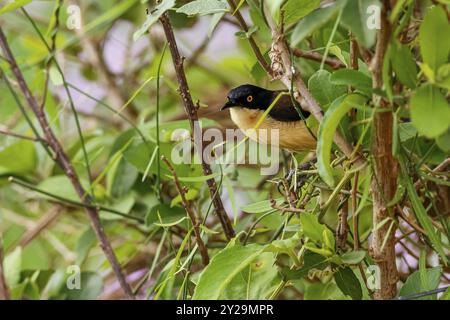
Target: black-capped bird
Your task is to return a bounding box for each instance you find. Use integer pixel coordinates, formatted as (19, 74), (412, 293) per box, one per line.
(221, 84), (316, 152)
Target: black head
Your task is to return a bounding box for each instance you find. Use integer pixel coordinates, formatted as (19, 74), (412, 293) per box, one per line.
(221, 84), (273, 111)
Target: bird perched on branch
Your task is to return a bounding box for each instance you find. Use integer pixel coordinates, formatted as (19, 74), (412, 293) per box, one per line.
(221, 84), (317, 151)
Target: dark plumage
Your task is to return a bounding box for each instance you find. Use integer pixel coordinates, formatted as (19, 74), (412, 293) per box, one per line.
(221, 84), (316, 152)
(221, 84), (310, 122)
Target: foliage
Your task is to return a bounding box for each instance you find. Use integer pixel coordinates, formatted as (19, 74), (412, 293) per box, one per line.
(0, 0), (448, 301)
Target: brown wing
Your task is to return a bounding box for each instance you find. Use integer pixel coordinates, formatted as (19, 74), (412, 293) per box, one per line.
(268, 92), (310, 122)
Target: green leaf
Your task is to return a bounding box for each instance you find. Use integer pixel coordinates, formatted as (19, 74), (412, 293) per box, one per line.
(177, 0), (228, 16)
(49, 65), (64, 86)
(208, 12), (225, 37)
(267, 233), (300, 254)
(145, 203), (186, 226)
(410, 84), (450, 138)
(399, 267), (442, 300)
(442, 286), (450, 300)
(75, 227), (96, 265)
(133, 0), (176, 41)
(193, 243), (268, 299)
(341, 0), (379, 48)
(38, 175), (79, 201)
(436, 129), (450, 152)
(305, 281), (342, 300)
(399, 155), (447, 264)
(308, 70), (347, 108)
(334, 267), (362, 300)
(170, 188), (198, 207)
(282, 251), (328, 280)
(0, 140), (36, 174)
(107, 158), (138, 198)
(317, 94), (367, 187)
(240, 198), (283, 214)
(419, 6), (450, 72)
(4, 247), (22, 287)
(300, 213), (326, 243)
(265, 0), (284, 22)
(330, 69), (373, 96)
(0, 0), (31, 16)
(340, 250), (366, 265)
(61, 272), (104, 300)
(220, 252), (280, 299)
(304, 243), (334, 257)
(419, 249), (427, 290)
(282, 0), (320, 25)
(290, 0), (346, 46)
(391, 42), (417, 89)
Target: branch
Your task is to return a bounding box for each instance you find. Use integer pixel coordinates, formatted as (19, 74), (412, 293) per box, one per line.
(162, 156), (209, 266)
(18, 205), (62, 248)
(159, 13), (235, 240)
(292, 48), (345, 70)
(0, 28), (135, 299)
(0, 128), (46, 143)
(9, 177), (144, 223)
(269, 198), (307, 214)
(368, 0), (399, 299)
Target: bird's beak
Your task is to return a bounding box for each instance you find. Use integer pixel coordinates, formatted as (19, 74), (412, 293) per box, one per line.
(220, 100), (234, 111)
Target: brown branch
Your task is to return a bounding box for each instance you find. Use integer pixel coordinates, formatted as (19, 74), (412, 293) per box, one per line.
(270, 198), (307, 214)
(432, 157), (450, 173)
(336, 196), (349, 251)
(397, 205), (427, 235)
(349, 33), (360, 71)
(0, 236), (10, 300)
(292, 48), (345, 70)
(0, 128), (46, 143)
(368, 0), (399, 300)
(0, 28), (135, 299)
(18, 205), (63, 248)
(159, 13), (235, 240)
(162, 156), (209, 266)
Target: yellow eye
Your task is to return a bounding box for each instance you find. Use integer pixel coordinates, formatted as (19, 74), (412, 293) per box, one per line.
(247, 95), (253, 102)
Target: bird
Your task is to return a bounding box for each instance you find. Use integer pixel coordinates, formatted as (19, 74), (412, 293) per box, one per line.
(221, 84), (317, 152)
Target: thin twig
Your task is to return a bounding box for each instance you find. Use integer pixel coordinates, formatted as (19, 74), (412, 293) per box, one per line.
(270, 198), (307, 214)
(292, 48), (345, 69)
(40, 0), (62, 111)
(162, 156), (209, 266)
(0, 28), (135, 299)
(159, 13), (235, 240)
(21, 8), (95, 194)
(0, 129), (44, 143)
(18, 205), (63, 247)
(9, 177), (144, 223)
